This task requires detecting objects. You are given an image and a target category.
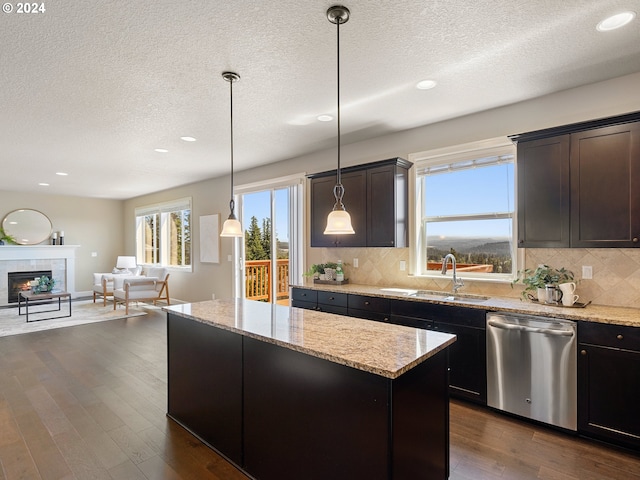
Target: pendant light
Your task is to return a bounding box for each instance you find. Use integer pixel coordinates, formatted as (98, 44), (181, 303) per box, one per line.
(220, 71), (243, 237)
(324, 5), (355, 235)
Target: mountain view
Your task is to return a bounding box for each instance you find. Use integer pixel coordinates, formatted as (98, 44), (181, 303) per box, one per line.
(426, 236), (513, 274)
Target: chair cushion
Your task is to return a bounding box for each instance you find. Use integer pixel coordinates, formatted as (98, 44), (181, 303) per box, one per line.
(145, 267), (168, 281)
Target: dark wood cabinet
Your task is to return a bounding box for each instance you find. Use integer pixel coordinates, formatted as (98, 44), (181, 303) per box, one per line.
(317, 290), (348, 315)
(348, 294), (390, 322)
(366, 164), (409, 247)
(578, 321), (640, 450)
(291, 287), (318, 310)
(292, 287), (487, 404)
(390, 300), (487, 404)
(310, 170), (366, 247)
(517, 135), (570, 247)
(167, 313), (243, 465)
(513, 112), (640, 248)
(570, 123), (640, 247)
(309, 158), (412, 248)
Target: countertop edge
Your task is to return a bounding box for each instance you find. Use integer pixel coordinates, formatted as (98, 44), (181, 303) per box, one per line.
(291, 283), (640, 327)
(165, 304), (456, 379)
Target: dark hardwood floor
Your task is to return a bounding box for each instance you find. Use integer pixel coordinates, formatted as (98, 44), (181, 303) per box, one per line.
(0, 306), (638, 479)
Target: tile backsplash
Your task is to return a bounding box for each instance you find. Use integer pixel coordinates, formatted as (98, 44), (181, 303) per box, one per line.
(308, 247), (640, 309)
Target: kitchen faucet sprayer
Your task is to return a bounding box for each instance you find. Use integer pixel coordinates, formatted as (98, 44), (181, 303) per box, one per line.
(441, 253), (464, 293)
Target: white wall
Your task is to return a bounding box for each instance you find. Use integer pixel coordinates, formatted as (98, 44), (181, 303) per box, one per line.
(6, 71), (640, 304)
(0, 191), (124, 293)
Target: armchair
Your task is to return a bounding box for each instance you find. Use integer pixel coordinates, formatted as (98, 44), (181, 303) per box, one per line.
(92, 264), (143, 306)
(113, 268), (170, 314)
(92, 273), (115, 306)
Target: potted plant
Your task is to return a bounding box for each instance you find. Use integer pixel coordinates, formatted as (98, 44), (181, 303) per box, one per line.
(0, 226), (16, 245)
(512, 264), (574, 301)
(32, 275), (55, 294)
(304, 262), (338, 279)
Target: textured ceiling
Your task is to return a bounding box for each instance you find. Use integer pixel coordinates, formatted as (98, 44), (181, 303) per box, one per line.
(2, 0), (640, 199)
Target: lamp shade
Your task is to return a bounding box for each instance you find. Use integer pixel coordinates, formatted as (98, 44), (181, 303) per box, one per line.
(324, 209), (355, 235)
(220, 217), (243, 237)
(116, 256), (137, 269)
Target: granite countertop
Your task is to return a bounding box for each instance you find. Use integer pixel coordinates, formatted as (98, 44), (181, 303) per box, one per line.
(164, 299), (456, 380)
(293, 282), (640, 328)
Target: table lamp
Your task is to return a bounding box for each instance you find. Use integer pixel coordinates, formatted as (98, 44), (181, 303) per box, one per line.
(116, 256), (137, 275)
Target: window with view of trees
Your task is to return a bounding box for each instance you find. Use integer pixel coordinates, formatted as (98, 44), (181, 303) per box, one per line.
(135, 198), (191, 268)
(412, 140), (516, 280)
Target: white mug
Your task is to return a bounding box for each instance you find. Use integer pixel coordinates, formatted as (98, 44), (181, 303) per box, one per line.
(558, 282), (580, 307)
(561, 294), (580, 306)
(559, 282), (578, 306)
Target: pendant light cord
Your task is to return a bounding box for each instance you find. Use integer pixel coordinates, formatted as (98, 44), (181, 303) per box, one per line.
(336, 15), (341, 188)
(229, 75), (235, 214)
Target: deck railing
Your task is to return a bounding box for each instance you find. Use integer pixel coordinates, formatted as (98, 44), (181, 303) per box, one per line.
(245, 259), (289, 304)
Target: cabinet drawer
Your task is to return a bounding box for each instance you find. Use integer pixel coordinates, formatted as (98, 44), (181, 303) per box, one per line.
(317, 291), (348, 308)
(348, 294), (390, 313)
(389, 314), (433, 329)
(291, 300), (317, 311)
(391, 300), (485, 328)
(349, 308), (390, 323)
(291, 288), (317, 303)
(578, 321), (640, 350)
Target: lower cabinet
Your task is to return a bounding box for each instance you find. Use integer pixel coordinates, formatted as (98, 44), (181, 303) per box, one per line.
(578, 321), (640, 449)
(292, 287), (488, 405)
(391, 300), (487, 404)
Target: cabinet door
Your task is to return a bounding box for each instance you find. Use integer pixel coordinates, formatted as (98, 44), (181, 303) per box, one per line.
(578, 344), (640, 449)
(310, 171), (366, 247)
(335, 170), (367, 247)
(570, 122), (640, 247)
(517, 135), (571, 247)
(433, 321), (486, 404)
(310, 176), (339, 247)
(367, 165), (408, 247)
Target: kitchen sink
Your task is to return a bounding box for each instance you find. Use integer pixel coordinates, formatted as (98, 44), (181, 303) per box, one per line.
(380, 288), (489, 303)
(408, 290), (490, 303)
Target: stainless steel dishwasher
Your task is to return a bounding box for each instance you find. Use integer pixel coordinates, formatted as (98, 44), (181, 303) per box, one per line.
(486, 312), (577, 431)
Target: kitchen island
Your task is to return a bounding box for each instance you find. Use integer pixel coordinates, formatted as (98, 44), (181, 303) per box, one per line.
(165, 299), (456, 480)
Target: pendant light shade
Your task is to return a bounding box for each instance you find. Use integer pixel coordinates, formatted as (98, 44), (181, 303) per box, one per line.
(220, 71), (244, 238)
(324, 5), (355, 235)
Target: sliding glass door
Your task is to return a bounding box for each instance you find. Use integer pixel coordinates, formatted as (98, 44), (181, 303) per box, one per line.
(235, 177), (303, 305)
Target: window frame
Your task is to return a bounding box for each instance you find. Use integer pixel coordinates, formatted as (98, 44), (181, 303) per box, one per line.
(408, 138), (518, 283)
(235, 173), (306, 299)
(135, 197), (192, 271)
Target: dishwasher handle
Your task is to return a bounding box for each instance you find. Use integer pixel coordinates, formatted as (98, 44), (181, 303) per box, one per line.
(487, 319), (575, 337)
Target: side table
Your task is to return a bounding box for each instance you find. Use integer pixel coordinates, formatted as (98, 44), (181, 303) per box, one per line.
(18, 290), (72, 323)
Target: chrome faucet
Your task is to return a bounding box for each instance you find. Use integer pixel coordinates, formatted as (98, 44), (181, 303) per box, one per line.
(441, 253), (464, 294)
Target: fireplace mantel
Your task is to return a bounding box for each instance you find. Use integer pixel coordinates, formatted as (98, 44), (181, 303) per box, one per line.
(0, 245), (80, 261)
(0, 245), (80, 305)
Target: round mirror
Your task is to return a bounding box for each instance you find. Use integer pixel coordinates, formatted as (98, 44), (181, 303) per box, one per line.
(2, 209), (53, 245)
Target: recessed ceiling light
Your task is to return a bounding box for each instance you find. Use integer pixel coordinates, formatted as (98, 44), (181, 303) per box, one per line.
(317, 114), (334, 122)
(416, 80), (437, 90)
(597, 11), (636, 31)
(180, 136), (197, 142)
(154, 148), (169, 153)
(55, 172), (68, 176)
(38, 183), (50, 186)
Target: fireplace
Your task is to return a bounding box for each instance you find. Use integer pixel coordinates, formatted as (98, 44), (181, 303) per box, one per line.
(8, 270), (52, 304)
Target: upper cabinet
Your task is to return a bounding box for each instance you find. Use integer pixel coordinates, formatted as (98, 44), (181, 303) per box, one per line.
(512, 112), (640, 248)
(309, 158), (412, 248)
(570, 123), (640, 247)
(517, 135), (571, 248)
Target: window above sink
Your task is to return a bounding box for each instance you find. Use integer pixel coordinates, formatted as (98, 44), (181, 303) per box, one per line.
(409, 137), (517, 284)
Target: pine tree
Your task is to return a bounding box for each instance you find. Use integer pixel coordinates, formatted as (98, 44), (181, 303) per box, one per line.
(261, 218), (272, 259)
(245, 216), (266, 260)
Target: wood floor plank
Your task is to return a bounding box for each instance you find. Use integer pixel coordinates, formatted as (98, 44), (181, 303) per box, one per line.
(13, 410), (72, 480)
(2, 305), (639, 480)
